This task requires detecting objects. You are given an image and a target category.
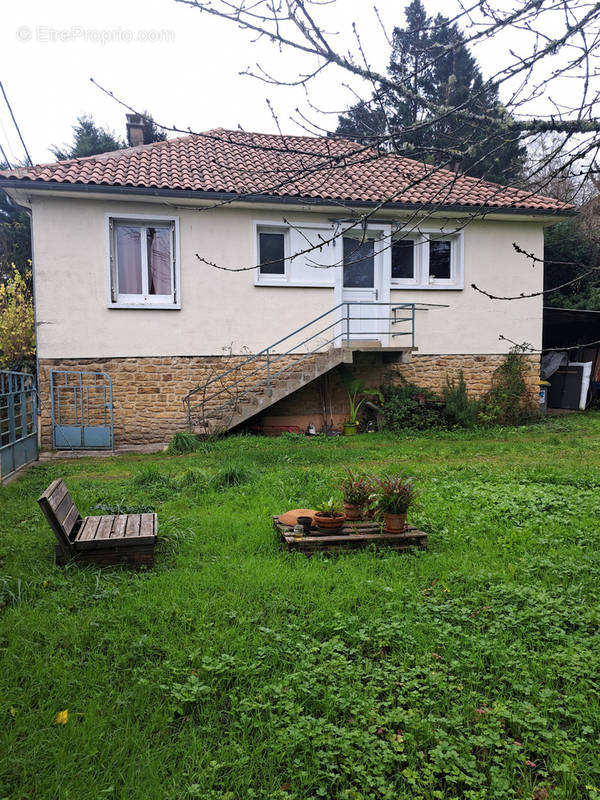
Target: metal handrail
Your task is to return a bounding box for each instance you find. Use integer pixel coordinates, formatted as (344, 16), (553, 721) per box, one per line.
(184, 301), (447, 428)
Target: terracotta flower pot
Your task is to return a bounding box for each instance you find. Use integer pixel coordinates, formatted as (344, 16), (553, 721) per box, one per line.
(343, 502), (362, 521)
(383, 512), (406, 533)
(314, 511), (347, 534)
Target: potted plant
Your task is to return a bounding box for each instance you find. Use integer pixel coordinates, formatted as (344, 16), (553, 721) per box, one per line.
(375, 474), (416, 533)
(314, 497), (347, 533)
(339, 469), (373, 520)
(342, 372), (383, 436)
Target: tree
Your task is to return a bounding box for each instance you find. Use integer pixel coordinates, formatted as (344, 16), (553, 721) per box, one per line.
(139, 111), (168, 144)
(159, 0), (600, 309)
(0, 170), (30, 281)
(0, 265), (35, 369)
(336, 0), (526, 183)
(51, 115), (125, 160)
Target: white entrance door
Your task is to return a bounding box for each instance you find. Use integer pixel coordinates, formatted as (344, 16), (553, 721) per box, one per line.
(341, 236), (387, 343)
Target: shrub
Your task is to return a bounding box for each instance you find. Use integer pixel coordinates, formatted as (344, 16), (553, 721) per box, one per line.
(167, 432), (200, 455)
(380, 381), (443, 431)
(0, 265), (35, 369)
(443, 370), (480, 428)
(480, 346), (534, 426)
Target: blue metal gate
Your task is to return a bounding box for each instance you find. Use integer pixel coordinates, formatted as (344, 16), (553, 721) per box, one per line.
(50, 370), (113, 449)
(0, 370), (38, 481)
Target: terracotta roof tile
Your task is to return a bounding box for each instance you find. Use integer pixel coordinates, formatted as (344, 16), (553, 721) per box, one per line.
(0, 128), (570, 213)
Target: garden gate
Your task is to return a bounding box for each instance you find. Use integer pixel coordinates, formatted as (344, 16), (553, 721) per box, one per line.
(0, 370), (38, 481)
(50, 370), (113, 450)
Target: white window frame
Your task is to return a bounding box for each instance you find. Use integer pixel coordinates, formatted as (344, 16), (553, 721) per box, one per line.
(254, 223), (290, 285)
(391, 227), (464, 290)
(253, 219), (338, 287)
(105, 213), (180, 309)
(390, 234), (421, 288)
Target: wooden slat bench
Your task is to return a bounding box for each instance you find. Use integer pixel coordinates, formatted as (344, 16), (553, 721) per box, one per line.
(38, 478), (157, 568)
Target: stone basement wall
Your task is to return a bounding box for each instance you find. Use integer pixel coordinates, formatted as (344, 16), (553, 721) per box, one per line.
(388, 353), (541, 399)
(38, 355), (295, 450)
(38, 352), (540, 448)
(258, 353), (541, 431)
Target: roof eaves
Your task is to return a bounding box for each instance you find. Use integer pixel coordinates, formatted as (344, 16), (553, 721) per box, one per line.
(0, 178), (574, 216)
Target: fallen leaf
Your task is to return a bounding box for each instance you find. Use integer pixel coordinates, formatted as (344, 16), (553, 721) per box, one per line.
(525, 760), (537, 768)
(53, 709), (68, 726)
(376, 727), (385, 736)
(280, 784), (291, 792)
(532, 788), (550, 800)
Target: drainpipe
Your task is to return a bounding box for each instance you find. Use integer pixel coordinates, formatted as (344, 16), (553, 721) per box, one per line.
(19, 202), (40, 448)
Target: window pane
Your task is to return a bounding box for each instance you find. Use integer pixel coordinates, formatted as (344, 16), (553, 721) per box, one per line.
(147, 227), (172, 295)
(343, 237), (374, 288)
(259, 232), (285, 274)
(392, 239), (414, 280)
(429, 240), (452, 280)
(116, 225), (142, 294)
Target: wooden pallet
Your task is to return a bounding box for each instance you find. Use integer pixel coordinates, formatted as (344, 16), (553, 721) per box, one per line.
(274, 516), (427, 554)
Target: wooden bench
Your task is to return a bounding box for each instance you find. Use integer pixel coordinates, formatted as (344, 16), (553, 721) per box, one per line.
(38, 479), (157, 568)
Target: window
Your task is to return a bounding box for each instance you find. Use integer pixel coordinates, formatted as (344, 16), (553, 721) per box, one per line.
(391, 239), (414, 280)
(108, 217), (178, 308)
(343, 237), (375, 288)
(429, 240), (452, 280)
(258, 231), (286, 275)
(391, 230), (462, 289)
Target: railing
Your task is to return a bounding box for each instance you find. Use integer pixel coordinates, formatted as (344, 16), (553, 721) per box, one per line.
(184, 301), (446, 429)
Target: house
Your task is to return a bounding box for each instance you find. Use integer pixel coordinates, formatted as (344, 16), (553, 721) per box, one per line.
(0, 124), (570, 447)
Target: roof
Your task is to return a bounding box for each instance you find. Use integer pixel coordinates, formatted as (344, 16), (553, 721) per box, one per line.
(0, 128), (571, 213)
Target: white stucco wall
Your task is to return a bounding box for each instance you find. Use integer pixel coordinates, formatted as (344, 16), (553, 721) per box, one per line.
(30, 194), (545, 358)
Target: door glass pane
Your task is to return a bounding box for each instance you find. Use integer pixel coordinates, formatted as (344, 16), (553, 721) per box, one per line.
(147, 226), (172, 295)
(115, 225), (142, 294)
(259, 232), (285, 274)
(343, 237), (375, 288)
(392, 239), (414, 279)
(429, 240), (452, 279)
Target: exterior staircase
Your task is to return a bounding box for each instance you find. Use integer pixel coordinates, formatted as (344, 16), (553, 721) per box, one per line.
(183, 302), (430, 435)
(187, 349), (348, 435)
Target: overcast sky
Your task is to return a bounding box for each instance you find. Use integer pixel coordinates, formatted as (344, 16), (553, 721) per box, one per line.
(0, 0), (576, 165)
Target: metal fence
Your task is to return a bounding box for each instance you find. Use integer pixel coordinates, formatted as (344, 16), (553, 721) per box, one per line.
(0, 370), (38, 481)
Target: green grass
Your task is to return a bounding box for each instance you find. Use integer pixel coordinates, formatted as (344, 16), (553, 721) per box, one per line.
(1, 415), (600, 799)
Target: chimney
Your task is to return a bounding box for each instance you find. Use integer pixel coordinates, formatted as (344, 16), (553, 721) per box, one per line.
(126, 113), (145, 147)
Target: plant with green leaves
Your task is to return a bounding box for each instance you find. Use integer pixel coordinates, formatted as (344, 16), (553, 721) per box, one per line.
(315, 496), (344, 517)
(443, 369), (480, 429)
(342, 370), (383, 425)
(167, 432), (200, 455)
(339, 469), (373, 507)
(0, 264), (35, 370)
(374, 473), (417, 514)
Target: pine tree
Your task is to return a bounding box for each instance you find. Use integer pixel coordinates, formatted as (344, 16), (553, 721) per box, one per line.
(0, 162), (31, 279)
(140, 112), (167, 144)
(336, 0), (525, 184)
(51, 115), (125, 160)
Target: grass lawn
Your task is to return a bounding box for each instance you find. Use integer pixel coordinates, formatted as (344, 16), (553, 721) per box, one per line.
(2, 415), (600, 800)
